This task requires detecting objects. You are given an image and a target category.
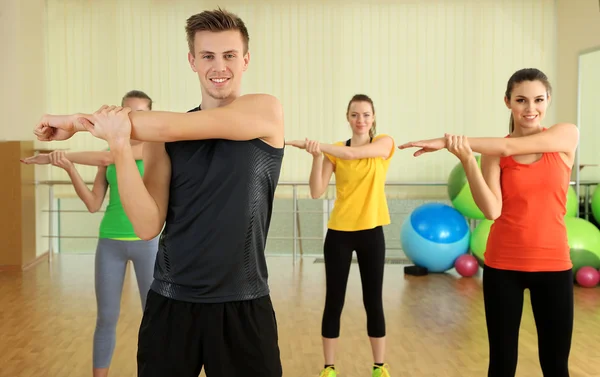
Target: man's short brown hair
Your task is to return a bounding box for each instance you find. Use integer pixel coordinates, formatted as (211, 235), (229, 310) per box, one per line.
(185, 8), (250, 55)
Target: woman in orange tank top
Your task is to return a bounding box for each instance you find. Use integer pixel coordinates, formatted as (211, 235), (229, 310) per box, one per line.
(399, 68), (579, 377)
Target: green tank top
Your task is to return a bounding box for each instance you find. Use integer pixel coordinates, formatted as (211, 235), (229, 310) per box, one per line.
(98, 159), (144, 239)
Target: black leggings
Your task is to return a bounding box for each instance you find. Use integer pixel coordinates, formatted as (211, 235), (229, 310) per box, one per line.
(483, 265), (573, 377)
(321, 226), (386, 339)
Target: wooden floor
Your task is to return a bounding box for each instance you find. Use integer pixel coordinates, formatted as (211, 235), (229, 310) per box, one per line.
(1, 254), (600, 377)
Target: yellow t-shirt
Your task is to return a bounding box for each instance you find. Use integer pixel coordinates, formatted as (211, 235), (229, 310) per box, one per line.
(325, 134), (395, 231)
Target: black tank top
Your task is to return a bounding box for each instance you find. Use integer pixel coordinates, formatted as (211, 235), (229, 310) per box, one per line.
(150, 106), (284, 303)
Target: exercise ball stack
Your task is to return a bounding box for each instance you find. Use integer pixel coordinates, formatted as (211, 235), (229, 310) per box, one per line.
(400, 203), (470, 273)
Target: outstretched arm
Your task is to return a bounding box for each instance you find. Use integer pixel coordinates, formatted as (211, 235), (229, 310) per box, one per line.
(287, 135), (394, 161)
(467, 123), (578, 157)
(399, 123), (579, 158)
(319, 135), (394, 160)
(21, 144), (144, 167)
(77, 94), (284, 146)
(67, 144), (144, 166)
(34, 95), (284, 145)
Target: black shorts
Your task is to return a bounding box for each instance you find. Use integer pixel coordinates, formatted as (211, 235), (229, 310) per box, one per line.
(137, 289), (282, 377)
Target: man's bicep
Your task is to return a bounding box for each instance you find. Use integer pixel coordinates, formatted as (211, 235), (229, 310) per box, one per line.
(142, 142), (171, 225)
(223, 94), (285, 146)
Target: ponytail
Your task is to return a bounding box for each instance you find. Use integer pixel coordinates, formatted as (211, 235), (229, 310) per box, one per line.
(369, 120), (377, 139)
(509, 114), (514, 133)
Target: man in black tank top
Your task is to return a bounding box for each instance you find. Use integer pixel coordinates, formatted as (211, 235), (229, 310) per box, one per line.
(33, 8), (285, 377)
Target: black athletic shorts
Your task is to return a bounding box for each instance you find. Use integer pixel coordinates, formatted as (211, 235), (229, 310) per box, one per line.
(137, 289), (282, 377)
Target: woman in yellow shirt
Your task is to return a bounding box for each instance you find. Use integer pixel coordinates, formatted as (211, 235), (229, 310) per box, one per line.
(286, 94), (395, 377)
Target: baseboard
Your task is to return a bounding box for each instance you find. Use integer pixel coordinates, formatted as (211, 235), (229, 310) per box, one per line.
(313, 257), (411, 265)
(22, 251), (49, 271)
(0, 250), (49, 272)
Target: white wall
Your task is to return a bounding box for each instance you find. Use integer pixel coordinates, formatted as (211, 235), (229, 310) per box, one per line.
(41, 0), (557, 187)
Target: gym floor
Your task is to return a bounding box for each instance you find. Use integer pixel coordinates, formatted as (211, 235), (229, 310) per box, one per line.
(1, 254), (599, 377)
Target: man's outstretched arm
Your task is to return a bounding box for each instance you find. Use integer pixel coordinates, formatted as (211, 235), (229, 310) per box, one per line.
(83, 94), (284, 145)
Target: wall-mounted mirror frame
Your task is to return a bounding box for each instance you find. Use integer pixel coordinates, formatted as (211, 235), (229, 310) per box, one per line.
(576, 45), (600, 219)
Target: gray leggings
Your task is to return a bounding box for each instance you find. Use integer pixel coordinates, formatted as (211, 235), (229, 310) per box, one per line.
(93, 237), (158, 369)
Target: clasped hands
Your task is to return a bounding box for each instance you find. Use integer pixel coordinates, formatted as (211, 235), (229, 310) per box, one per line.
(284, 139), (322, 157)
(33, 105), (133, 145)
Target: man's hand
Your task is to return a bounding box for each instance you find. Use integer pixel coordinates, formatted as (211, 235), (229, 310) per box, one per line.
(20, 153), (51, 165)
(34, 114), (88, 142)
(79, 105), (133, 146)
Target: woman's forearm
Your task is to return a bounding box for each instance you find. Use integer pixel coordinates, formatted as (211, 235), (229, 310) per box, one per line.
(309, 156), (325, 198)
(464, 138), (510, 157)
(66, 151), (113, 166)
(318, 137), (393, 160)
(66, 167), (105, 213)
(66, 144), (143, 166)
(461, 156), (502, 219)
(318, 144), (351, 160)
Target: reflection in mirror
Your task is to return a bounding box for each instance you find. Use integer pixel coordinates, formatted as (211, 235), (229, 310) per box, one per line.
(577, 47), (600, 224)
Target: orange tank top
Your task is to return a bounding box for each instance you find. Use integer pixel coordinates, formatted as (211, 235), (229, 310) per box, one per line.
(484, 147), (573, 272)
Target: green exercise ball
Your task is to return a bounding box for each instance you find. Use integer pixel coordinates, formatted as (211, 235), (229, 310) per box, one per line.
(564, 216), (600, 274)
(469, 219), (494, 266)
(565, 186), (578, 217)
(590, 186), (600, 224)
(447, 156), (485, 220)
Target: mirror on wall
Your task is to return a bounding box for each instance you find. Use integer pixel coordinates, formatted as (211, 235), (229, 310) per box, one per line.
(577, 47), (600, 223)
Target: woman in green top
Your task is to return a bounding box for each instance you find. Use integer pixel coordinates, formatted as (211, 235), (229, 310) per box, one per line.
(22, 90), (158, 377)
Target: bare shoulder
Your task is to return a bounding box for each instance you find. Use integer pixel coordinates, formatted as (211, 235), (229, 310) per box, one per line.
(237, 93), (281, 107)
(373, 134), (394, 144)
(236, 94), (285, 148)
(547, 122), (579, 147)
(372, 134), (395, 159)
(548, 122), (579, 137)
(241, 94), (283, 126)
(548, 123), (579, 159)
